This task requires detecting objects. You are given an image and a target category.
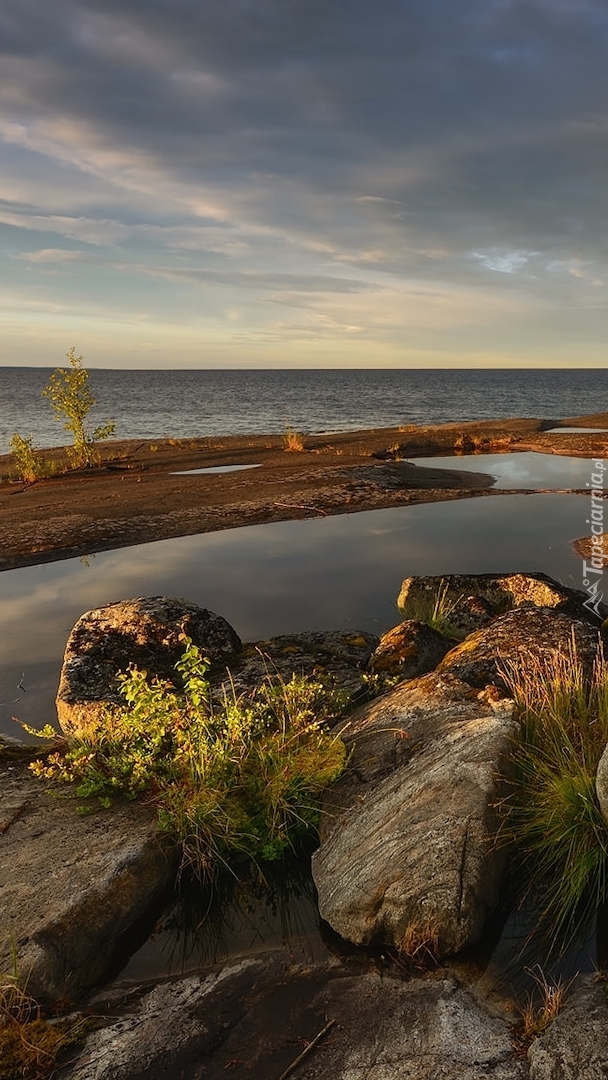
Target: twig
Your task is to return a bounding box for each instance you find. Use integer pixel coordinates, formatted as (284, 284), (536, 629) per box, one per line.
(277, 1018), (336, 1080)
(274, 502), (328, 516)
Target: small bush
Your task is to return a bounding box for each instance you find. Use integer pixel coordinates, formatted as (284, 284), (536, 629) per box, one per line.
(498, 642), (608, 956)
(29, 639), (347, 882)
(9, 435), (55, 484)
(42, 347), (115, 468)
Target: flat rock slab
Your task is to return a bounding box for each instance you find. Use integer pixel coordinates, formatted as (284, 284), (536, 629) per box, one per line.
(60, 958), (525, 1080)
(227, 629), (379, 699)
(0, 761), (177, 1003)
(312, 672), (516, 955)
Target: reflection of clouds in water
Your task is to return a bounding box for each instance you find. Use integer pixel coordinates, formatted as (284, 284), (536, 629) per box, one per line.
(0, 495), (591, 735)
(410, 453), (596, 490)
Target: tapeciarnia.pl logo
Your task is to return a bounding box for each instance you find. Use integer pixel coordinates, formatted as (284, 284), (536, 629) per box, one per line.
(582, 458), (605, 617)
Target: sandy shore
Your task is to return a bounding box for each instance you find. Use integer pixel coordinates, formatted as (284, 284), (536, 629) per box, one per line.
(1, 414), (606, 571)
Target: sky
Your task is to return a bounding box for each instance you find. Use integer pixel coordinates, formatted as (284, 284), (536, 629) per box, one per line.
(1, 0), (607, 369)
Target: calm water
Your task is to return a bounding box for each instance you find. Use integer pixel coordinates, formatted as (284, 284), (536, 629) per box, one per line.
(410, 452), (598, 489)
(1, 367), (607, 454)
(0, 493), (590, 741)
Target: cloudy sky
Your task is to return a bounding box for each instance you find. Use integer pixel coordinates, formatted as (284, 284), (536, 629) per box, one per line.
(1, 0), (607, 368)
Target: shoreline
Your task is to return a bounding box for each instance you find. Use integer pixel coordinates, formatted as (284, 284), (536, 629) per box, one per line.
(1, 415), (606, 572)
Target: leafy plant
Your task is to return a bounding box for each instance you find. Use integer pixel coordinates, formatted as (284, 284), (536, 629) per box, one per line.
(28, 639), (347, 882)
(498, 642), (608, 957)
(8, 435), (55, 484)
(41, 347), (115, 467)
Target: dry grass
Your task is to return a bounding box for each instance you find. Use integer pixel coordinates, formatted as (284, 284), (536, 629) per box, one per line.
(396, 915), (441, 971)
(0, 979), (85, 1080)
(518, 966), (574, 1042)
(284, 429), (306, 452)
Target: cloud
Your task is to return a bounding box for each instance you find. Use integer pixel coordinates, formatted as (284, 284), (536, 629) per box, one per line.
(1, 0), (608, 365)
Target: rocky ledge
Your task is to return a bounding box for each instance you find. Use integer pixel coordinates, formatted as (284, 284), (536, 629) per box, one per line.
(2, 571), (608, 1078)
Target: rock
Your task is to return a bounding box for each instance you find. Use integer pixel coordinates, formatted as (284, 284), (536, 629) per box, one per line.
(226, 629), (378, 701)
(0, 761), (177, 1003)
(61, 958), (525, 1080)
(437, 607), (603, 691)
(398, 572), (603, 635)
(596, 743), (608, 827)
(312, 671), (516, 955)
(367, 619), (452, 677)
(528, 977), (608, 1079)
(56, 596), (242, 736)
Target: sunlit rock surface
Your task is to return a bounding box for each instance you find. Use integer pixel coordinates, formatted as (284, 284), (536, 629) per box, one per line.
(56, 596), (242, 736)
(312, 671), (516, 955)
(438, 607), (604, 691)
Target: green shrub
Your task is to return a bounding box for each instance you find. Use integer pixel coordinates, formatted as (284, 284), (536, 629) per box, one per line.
(29, 639), (347, 882)
(8, 434), (55, 484)
(41, 347), (115, 468)
(499, 643), (608, 956)
(398, 579), (465, 640)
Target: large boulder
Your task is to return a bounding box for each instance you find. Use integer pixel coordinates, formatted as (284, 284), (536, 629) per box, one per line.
(437, 607), (603, 691)
(595, 742), (608, 827)
(397, 572), (603, 636)
(0, 760), (177, 1003)
(56, 596), (242, 736)
(312, 672), (516, 956)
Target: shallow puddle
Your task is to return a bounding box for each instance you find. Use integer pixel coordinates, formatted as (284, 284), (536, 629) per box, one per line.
(0, 493), (593, 740)
(410, 451), (601, 489)
(171, 463), (262, 475)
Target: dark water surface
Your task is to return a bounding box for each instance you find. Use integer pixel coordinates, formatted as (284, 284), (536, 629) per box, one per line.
(0, 492), (590, 741)
(2, 367), (607, 454)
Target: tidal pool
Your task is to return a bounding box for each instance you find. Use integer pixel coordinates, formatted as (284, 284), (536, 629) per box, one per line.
(410, 451), (599, 489)
(0, 492), (591, 740)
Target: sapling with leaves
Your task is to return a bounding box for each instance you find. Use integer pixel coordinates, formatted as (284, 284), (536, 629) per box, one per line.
(41, 347), (115, 467)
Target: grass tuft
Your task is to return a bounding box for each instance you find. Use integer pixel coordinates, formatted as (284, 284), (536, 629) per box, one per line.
(518, 965), (574, 1042)
(398, 578), (465, 639)
(498, 640), (608, 957)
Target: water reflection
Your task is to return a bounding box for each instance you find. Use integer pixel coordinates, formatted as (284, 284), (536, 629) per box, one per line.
(410, 452), (599, 489)
(171, 464), (262, 475)
(0, 494), (590, 739)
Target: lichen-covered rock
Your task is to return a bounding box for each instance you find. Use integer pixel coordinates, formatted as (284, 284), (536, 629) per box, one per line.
(438, 607), (603, 691)
(367, 619), (451, 678)
(312, 671), (516, 955)
(61, 960), (525, 1080)
(528, 978), (608, 1079)
(228, 629), (378, 701)
(56, 596), (242, 736)
(596, 743), (608, 827)
(0, 761), (177, 1003)
(398, 572), (602, 635)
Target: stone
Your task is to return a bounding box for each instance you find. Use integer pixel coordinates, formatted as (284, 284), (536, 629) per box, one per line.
(0, 761), (177, 1003)
(437, 607), (603, 691)
(60, 958), (525, 1080)
(227, 629), (378, 701)
(312, 671), (516, 955)
(596, 743), (608, 827)
(367, 618), (452, 678)
(397, 572), (604, 635)
(56, 596), (242, 736)
(527, 977), (608, 1079)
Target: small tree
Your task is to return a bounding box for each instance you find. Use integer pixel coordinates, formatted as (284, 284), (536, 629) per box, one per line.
(42, 347), (115, 467)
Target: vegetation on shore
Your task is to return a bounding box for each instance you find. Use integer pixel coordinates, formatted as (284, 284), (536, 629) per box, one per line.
(10, 348), (115, 482)
(499, 642), (608, 956)
(27, 638), (347, 882)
